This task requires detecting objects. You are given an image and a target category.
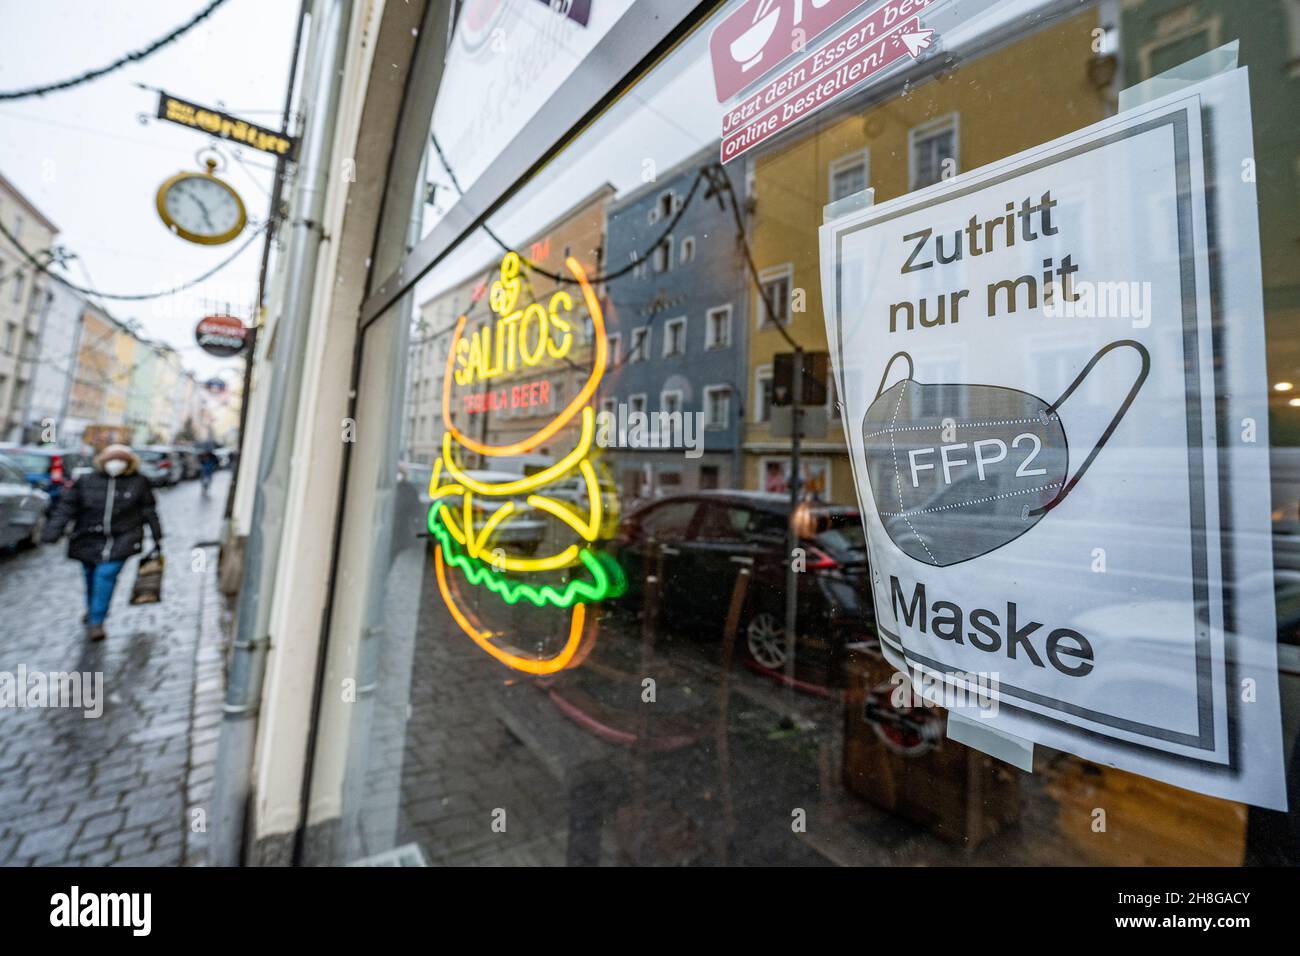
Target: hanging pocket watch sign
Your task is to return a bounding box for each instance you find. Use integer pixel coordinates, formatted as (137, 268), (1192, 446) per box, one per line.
(156, 159), (247, 246)
(820, 71), (1286, 809)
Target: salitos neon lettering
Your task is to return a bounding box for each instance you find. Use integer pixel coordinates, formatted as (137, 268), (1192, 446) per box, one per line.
(431, 252), (617, 673)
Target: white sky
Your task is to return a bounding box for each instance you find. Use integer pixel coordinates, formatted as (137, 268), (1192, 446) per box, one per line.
(0, 0), (300, 382)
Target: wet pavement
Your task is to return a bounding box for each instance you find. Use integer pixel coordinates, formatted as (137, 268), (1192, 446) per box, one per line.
(0, 472), (230, 867)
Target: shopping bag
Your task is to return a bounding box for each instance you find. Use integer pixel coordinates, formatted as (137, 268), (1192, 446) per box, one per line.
(129, 547), (165, 605)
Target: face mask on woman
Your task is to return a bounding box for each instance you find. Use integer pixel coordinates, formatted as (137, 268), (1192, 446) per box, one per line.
(104, 459), (128, 477)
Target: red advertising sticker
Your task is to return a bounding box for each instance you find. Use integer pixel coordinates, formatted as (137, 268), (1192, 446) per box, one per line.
(710, 0), (872, 102)
(720, 13), (932, 164)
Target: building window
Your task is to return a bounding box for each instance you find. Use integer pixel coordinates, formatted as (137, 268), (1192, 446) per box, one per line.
(551, 377), (566, 411)
(10, 271), (23, 305)
(662, 317), (686, 357)
(650, 191), (675, 224)
(757, 267), (792, 326)
(1141, 7), (1220, 79)
(699, 465), (720, 490)
(679, 236), (695, 264)
(629, 392), (647, 416)
(703, 385), (730, 429)
(754, 364), (773, 422)
(660, 389), (683, 418)
(630, 327), (649, 362)
(910, 114), (959, 189)
(829, 150), (869, 202)
(652, 236), (673, 273)
(705, 305), (732, 349)
(607, 332), (621, 365)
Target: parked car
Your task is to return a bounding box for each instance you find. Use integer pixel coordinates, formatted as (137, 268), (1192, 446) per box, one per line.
(0, 444), (91, 507)
(137, 446), (184, 486)
(0, 453), (51, 549)
(611, 491), (873, 686)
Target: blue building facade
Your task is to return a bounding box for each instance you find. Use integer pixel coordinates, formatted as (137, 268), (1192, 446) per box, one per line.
(599, 144), (750, 505)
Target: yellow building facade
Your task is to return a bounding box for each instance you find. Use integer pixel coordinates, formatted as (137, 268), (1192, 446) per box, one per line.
(744, 8), (1109, 504)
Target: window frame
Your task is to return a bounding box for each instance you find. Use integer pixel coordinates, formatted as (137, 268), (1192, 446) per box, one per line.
(705, 304), (732, 349)
(629, 326), (649, 363)
(652, 235), (674, 273)
(703, 384), (730, 430)
(662, 315), (687, 358)
(828, 148), (870, 203)
(908, 112), (961, 190)
(756, 264), (793, 328)
(753, 362), (774, 423)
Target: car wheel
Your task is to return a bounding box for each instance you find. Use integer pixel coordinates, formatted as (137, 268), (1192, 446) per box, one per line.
(745, 610), (787, 670)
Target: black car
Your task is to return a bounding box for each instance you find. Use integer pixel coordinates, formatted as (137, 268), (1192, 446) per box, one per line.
(611, 491), (873, 686)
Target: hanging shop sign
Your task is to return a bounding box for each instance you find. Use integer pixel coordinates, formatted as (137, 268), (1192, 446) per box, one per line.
(157, 160), (248, 246)
(155, 91), (296, 158)
(716, 0), (936, 164)
(429, 251), (623, 674)
(819, 72), (1286, 808)
(194, 314), (249, 357)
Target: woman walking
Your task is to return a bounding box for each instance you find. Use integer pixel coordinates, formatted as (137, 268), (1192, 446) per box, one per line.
(43, 444), (164, 640)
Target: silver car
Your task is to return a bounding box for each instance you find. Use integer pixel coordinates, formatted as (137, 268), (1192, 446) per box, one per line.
(0, 454), (50, 549)
(137, 446), (184, 487)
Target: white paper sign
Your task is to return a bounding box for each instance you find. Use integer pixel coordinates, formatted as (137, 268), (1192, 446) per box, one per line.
(820, 70), (1286, 808)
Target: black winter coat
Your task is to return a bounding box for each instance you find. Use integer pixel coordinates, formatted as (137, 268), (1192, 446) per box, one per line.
(43, 471), (163, 564)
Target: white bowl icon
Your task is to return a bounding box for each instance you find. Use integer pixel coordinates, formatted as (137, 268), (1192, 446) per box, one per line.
(730, 2), (781, 73)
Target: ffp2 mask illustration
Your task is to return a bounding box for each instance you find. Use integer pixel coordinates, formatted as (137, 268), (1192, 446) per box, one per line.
(861, 340), (1149, 567)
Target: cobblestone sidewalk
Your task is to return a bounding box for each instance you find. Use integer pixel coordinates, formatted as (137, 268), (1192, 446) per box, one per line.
(0, 473), (230, 867)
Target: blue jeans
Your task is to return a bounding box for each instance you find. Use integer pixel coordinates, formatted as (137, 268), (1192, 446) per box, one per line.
(81, 560), (126, 626)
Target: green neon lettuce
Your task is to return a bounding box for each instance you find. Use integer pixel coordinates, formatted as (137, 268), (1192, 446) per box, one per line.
(428, 503), (625, 608)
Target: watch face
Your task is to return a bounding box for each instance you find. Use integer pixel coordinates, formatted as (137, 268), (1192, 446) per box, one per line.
(162, 175), (244, 241)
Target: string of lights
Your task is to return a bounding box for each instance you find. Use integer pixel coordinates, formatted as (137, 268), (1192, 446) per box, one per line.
(0, 0), (231, 102)
(0, 216), (267, 301)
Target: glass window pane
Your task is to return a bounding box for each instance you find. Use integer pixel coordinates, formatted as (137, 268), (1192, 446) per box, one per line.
(310, 0), (1300, 868)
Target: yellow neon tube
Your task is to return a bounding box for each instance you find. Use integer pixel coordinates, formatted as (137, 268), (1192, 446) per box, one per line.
(436, 503), (581, 572)
(440, 405), (594, 497)
(468, 497), (515, 558)
(435, 544), (587, 674)
(440, 257), (608, 457)
(527, 458), (603, 542)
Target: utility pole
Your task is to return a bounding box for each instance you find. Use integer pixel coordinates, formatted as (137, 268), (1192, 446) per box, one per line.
(783, 344), (803, 707)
